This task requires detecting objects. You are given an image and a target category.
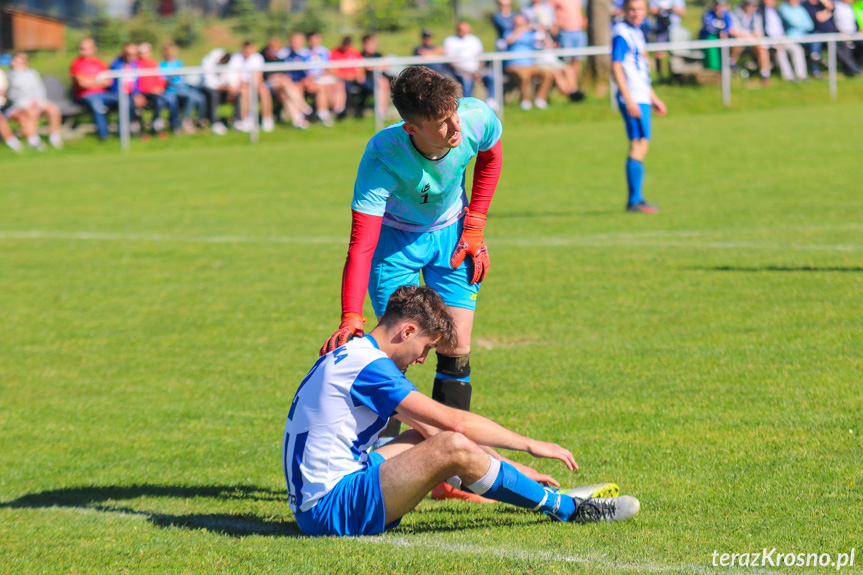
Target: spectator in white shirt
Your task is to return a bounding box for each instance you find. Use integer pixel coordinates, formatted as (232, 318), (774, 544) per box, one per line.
(833, 0), (863, 61)
(5, 52), (62, 149)
(443, 22), (498, 109)
(228, 41), (275, 133)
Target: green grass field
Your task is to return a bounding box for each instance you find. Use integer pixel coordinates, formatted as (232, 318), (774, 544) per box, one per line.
(1, 93), (861, 574)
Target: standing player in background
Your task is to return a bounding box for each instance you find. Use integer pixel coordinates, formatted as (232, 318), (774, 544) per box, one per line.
(612, 0), (667, 213)
(320, 67), (503, 498)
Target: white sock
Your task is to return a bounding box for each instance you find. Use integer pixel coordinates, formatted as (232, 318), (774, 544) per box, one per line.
(465, 456), (501, 495)
(49, 132), (63, 146)
(28, 135), (42, 147)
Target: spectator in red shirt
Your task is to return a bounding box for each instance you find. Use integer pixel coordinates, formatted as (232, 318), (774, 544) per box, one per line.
(330, 36), (364, 119)
(137, 42), (180, 133)
(70, 38), (117, 141)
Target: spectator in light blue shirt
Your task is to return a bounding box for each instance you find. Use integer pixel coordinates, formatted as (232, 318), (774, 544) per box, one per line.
(779, 0), (815, 36)
(160, 44), (205, 133)
(503, 14), (554, 109)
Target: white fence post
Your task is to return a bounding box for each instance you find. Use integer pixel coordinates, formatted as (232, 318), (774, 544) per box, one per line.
(492, 58), (504, 121)
(373, 67), (384, 132)
(720, 44), (731, 107)
(249, 77), (259, 144)
(118, 84), (130, 152)
(828, 40), (837, 100)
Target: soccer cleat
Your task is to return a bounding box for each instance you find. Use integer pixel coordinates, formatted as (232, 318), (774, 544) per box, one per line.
(564, 483), (620, 500)
(626, 201), (660, 214)
(570, 495), (640, 523)
(431, 481), (495, 504)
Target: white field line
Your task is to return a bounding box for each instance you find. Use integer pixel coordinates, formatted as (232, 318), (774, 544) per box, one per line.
(11, 505), (790, 575)
(364, 536), (787, 575)
(0, 223), (861, 251)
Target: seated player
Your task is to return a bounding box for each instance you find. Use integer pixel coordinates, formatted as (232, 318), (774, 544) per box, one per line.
(286, 285), (639, 537)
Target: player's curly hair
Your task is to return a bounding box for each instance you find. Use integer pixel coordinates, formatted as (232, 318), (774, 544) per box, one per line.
(380, 285), (458, 349)
(391, 66), (462, 125)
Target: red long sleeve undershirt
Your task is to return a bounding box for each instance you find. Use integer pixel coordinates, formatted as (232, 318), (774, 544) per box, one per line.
(340, 139), (503, 317)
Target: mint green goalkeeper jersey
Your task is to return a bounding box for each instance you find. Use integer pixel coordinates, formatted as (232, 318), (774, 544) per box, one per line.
(351, 97), (502, 232)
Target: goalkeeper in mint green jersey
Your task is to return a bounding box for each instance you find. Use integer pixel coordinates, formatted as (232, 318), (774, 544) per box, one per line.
(320, 67), (503, 499)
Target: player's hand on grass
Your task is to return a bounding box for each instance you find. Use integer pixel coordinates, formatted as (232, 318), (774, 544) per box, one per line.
(320, 313), (365, 356)
(527, 440), (579, 471)
(450, 209), (490, 284)
(626, 100), (642, 118)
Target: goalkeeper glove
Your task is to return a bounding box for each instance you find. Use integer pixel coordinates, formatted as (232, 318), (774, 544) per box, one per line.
(450, 209), (490, 284)
(320, 313), (366, 356)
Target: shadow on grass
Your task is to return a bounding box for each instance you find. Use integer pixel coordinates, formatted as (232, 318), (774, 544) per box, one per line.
(0, 484), (543, 536)
(0, 484), (303, 538)
(706, 266), (863, 273)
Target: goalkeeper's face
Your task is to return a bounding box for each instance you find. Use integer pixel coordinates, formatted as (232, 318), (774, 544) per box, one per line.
(413, 112), (463, 151)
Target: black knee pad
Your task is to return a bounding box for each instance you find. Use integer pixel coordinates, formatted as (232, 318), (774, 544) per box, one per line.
(433, 353), (472, 411)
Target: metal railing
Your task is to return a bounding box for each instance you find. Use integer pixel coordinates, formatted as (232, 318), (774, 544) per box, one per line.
(98, 31), (863, 151)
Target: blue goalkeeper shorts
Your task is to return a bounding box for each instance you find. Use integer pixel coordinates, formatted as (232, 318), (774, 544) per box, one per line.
(369, 218), (480, 317)
(294, 452), (401, 536)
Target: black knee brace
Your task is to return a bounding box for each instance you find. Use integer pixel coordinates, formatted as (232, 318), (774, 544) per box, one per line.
(432, 352), (472, 411)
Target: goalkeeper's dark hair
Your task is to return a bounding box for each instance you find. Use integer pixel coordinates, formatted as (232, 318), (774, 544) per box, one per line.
(380, 285), (457, 349)
(391, 66), (462, 125)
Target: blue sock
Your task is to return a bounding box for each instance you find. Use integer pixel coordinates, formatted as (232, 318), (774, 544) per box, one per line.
(626, 158), (645, 205)
(466, 459), (576, 521)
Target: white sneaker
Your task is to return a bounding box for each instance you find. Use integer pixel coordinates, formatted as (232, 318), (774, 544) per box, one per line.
(520, 100), (533, 110)
(317, 111), (333, 127)
(486, 98), (500, 112)
(5, 137), (22, 153)
(565, 483), (620, 500)
(569, 494), (640, 523)
(49, 133), (64, 149)
(211, 122), (227, 136)
(534, 98), (548, 110)
(233, 119), (250, 133)
(262, 117), (275, 133)
(28, 136), (45, 151)
(153, 118), (166, 132)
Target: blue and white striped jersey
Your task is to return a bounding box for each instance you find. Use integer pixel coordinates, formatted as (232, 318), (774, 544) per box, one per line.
(283, 335), (417, 513)
(611, 21), (652, 105)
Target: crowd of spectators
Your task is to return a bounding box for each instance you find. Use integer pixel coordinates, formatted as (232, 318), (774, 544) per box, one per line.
(699, 0), (863, 81)
(2, 0), (863, 151)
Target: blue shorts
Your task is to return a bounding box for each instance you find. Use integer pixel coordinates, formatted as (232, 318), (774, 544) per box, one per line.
(558, 30), (588, 61)
(295, 452), (400, 536)
(619, 102), (652, 141)
(369, 219), (480, 317)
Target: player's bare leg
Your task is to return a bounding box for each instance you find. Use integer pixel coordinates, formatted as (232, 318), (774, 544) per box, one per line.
(378, 431), (497, 524)
(629, 138), (649, 162)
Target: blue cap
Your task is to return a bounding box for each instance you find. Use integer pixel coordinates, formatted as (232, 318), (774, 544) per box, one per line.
(0, 54), (12, 66)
